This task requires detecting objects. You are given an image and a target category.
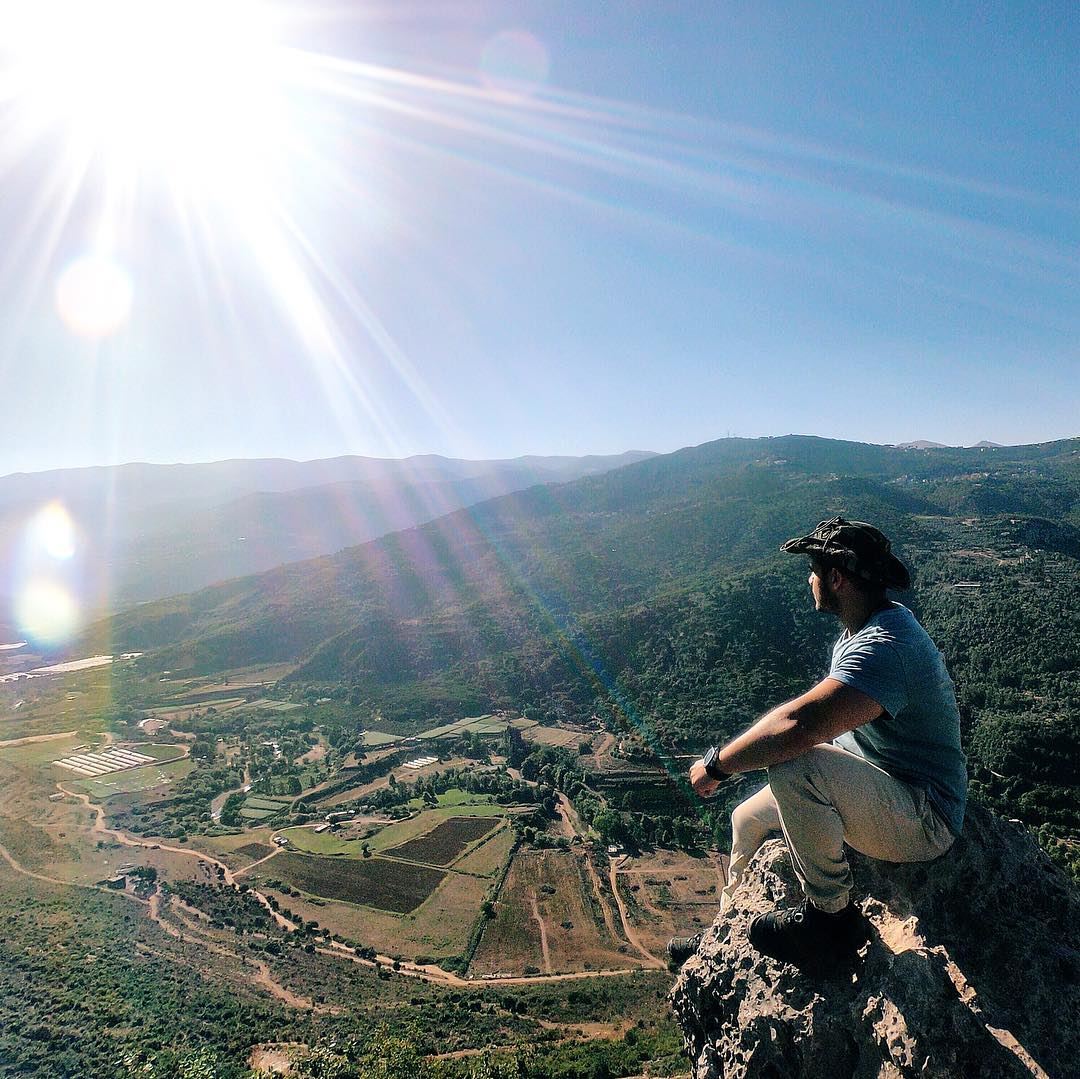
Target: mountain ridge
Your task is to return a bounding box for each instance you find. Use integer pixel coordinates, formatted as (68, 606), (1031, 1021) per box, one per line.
(1, 450), (655, 612)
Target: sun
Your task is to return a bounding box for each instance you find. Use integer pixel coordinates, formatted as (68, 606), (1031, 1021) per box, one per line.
(2, 0), (289, 196)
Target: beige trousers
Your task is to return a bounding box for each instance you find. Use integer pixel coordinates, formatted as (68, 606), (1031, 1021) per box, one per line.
(720, 743), (956, 914)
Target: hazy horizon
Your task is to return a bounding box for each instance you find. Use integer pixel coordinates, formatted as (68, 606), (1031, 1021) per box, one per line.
(5, 430), (1079, 481)
(2, 2), (1077, 473)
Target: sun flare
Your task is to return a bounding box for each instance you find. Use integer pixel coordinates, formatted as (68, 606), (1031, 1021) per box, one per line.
(1, 0), (288, 194)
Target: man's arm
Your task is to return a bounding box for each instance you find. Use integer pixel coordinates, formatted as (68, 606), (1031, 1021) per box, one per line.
(690, 678), (883, 797)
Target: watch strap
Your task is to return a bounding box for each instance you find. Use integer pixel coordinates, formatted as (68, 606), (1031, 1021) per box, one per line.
(703, 746), (729, 781)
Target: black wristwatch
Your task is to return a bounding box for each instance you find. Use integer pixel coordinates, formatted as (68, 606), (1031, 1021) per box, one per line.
(702, 746), (730, 782)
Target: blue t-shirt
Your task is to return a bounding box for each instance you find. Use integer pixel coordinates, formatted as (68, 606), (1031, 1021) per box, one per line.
(829, 604), (968, 835)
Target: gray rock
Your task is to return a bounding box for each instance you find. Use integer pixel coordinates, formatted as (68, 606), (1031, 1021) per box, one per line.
(670, 806), (1079, 1079)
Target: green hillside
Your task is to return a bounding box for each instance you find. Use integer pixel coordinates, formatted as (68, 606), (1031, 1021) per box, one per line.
(95, 434), (1080, 873)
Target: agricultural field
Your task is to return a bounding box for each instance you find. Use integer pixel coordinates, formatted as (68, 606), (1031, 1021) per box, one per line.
(471, 849), (635, 977)
(256, 827), (515, 961)
(358, 729), (401, 746)
(258, 855), (497, 962)
(453, 822), (515, 878)
(0, 731), (89, 767)
(404, 786), (499, 811)
(280, 801), (508, 860)
(277, 825), (369, 856)
(369, 803), (508, 854)
(239, 795), (292, 821)
(522, 724), (591, 750)
(384, 816), (500, 867)
(270, 852), (446, 913)
(234, 698), (303, 713)
(415, 715), (508, 741)
(194, 828), (278, 869)
(61, 757), (194, 799)
(613, 849), (726, 956)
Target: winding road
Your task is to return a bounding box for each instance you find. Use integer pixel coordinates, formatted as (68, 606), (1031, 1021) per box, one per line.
(0, 782), (652, 1002)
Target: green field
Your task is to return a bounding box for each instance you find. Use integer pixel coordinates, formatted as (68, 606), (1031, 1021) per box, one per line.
(239, 794), (291, 821)
(134, 742), (188, 761)
(278, 826), (367, 856)
(234, 699), (303, 713)
(405, 788), (496, 811)
(279, 802), (508, 858)
(243, 796), (291, 810)
(370, 804), (507, 853)
(64, 758), (194, 798)
(0, 734), (89, 766)
(271, 852), (446, 913)
(415, 715), (508, 741)
(359, 729), (400, 746)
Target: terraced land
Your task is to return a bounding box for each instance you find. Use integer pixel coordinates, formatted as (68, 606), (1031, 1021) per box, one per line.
(271, 852), (446, 913)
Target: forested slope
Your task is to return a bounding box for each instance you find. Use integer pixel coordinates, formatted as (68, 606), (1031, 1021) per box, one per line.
(96, 434), (1080, 873)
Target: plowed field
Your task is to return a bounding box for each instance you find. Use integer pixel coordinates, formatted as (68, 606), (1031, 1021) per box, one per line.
(385, 816), (499, 866)
(271, 852), (445, 913)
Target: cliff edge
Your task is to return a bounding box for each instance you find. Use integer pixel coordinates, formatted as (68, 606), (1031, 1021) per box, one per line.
(670, 805), (1079, 1079)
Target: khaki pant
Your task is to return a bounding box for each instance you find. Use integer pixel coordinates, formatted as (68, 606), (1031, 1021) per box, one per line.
(720, 743), (956, 914)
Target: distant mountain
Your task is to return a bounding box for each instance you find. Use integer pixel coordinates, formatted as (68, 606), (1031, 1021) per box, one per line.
(0, 451), (654, 611)
(971, 440), (1003, 448)
(76, 432), (1080, 896)
(896, 440), (950, 449)
(95, 435), (1080, 687)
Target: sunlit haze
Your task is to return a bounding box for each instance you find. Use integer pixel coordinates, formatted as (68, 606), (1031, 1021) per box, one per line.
(0, 1), (1077, 473)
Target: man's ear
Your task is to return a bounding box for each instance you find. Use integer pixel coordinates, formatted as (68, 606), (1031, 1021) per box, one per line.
(827, 566), (846, 592)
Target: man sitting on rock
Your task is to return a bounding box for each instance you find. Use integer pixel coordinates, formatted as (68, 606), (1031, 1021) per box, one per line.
(668, 517), (968, 969)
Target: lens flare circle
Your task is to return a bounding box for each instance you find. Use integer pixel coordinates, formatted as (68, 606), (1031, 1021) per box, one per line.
(480, 30), (550, 95)
(29, 501), (77, 560)
(55, 255), (133, 339)
(14, 578), (81, 648)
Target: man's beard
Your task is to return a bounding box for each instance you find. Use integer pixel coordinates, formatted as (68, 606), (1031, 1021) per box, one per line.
(816, 576), (841, 614)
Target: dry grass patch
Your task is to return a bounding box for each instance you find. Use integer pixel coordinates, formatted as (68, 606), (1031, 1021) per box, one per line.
(614, 849), (724, 955)
(470, 849), (633, 976)
(454, 826), (514, 878)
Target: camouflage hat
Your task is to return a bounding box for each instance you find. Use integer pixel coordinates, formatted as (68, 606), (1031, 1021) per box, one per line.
(780, 516), (911, 590)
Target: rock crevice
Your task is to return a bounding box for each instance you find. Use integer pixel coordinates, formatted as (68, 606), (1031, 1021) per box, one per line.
(670, 806), (1079, 1079)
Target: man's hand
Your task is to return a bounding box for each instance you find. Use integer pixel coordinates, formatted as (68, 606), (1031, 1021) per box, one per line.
(689, 759), (722, 799)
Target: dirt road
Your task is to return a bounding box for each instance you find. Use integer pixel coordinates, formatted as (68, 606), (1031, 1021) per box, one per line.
(608, 862), (666, 969)
(0, 730), (78, 749)
(529, 892), (553, 973)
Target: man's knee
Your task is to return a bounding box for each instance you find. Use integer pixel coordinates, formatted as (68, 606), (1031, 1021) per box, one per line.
(731, 791), (780, 847)
(767, 750), (819, 789)
(730, 797), (757, 837)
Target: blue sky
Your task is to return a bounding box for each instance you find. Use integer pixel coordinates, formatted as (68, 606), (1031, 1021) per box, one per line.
(0, 0), (1077, 473)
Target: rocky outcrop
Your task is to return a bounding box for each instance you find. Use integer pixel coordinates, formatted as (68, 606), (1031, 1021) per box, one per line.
(670, 806), (1080, 1079)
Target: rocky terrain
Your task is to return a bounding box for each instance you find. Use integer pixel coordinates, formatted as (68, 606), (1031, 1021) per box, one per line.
(670, 806), (1079, 1078)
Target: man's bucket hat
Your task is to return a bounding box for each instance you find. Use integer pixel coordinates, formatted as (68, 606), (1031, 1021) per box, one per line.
(781, 516), (911, 590)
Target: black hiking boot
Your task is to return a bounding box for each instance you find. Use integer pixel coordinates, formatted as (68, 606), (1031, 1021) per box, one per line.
(666, 931), (703, 968)
(748, 899), (870, 969)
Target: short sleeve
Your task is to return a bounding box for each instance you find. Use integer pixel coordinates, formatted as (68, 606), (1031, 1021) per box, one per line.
(829, 637), (907, 719)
